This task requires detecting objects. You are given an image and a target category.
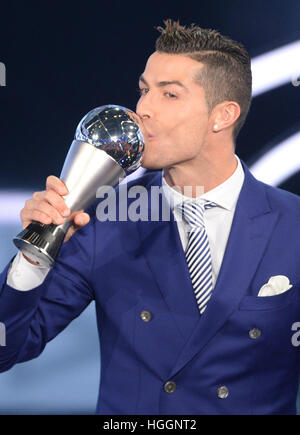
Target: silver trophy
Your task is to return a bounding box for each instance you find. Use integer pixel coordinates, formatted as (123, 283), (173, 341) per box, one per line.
(13, 105), (145, 267)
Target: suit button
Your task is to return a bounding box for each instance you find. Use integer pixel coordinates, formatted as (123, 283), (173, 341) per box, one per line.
(164, 381), (176, 393)
(217, 386), (229, 399)
(249, 328), (261, 339)
(140, 310), (152, 322)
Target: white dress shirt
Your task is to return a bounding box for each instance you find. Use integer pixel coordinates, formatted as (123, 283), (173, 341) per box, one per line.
(7, 154), (245, 291)
(7, 250), (51, 291)
(161, 154), (245, 288)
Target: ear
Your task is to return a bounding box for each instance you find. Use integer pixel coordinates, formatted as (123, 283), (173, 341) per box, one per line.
(211, 101), (241, 133)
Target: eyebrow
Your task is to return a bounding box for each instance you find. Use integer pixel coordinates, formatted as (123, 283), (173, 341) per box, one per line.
(139, 75), (187, 90)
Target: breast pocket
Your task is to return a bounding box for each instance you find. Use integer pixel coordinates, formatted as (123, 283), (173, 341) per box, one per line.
(238, 285), (299, 311)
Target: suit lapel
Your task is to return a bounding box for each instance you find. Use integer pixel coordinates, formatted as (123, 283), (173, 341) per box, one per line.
(167, 161), (280, 378)
(137, 172), (201, 342)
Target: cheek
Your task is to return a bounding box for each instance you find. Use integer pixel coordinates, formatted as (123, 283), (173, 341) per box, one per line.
(168, 113), (207, 142)
(187, 110), (208, 138)
(159, 113), (190, 137)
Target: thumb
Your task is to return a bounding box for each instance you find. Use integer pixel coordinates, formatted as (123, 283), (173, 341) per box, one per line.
(63, 211), (90, 243)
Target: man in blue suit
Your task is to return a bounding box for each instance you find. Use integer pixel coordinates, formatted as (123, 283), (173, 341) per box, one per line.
(1, 20), (300, 414)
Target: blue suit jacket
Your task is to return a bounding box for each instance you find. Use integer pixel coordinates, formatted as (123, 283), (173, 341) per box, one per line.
(1, 159), (300, 415)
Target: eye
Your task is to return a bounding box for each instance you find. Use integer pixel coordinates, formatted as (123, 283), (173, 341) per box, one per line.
(137, 87), (149, 96)
(164, 92), (177, 99)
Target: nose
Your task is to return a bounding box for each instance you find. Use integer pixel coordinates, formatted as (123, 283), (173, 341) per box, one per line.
(136, 93), (153, 120)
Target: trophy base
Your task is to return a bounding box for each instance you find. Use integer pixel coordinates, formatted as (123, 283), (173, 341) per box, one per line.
(13, 222), (67, 268)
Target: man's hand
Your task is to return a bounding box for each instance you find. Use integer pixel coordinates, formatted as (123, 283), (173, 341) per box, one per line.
(20, 175), (90, 264)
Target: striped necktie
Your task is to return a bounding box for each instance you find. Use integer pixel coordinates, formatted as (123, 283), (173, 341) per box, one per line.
(178, 200), (218, 314)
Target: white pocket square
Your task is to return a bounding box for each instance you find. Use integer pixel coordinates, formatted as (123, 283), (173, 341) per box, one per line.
(258, 275), (293, 296)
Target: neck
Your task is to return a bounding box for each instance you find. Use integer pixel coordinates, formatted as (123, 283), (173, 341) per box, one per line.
(163, 151), (237, 198)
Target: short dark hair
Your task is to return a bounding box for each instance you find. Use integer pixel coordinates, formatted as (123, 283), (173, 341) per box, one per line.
(155, 19), (252, 140)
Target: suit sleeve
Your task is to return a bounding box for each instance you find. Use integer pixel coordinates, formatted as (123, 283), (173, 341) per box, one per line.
(0, 206), (96, 373)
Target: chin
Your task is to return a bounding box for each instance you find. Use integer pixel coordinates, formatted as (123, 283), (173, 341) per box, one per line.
(140, 155), (163, 170)
(141, 161), (162, 170)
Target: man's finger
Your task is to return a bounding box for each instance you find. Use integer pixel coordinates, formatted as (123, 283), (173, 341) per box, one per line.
(46, 175), (69, 196)
(73, 212), (90, 227)
(63, 212), (90, 243)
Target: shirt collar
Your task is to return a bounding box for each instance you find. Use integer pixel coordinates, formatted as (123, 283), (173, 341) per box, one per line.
(161, 154), (245, 211)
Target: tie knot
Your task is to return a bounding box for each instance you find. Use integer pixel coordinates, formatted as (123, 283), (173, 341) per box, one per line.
(178, 200), (217, 228)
